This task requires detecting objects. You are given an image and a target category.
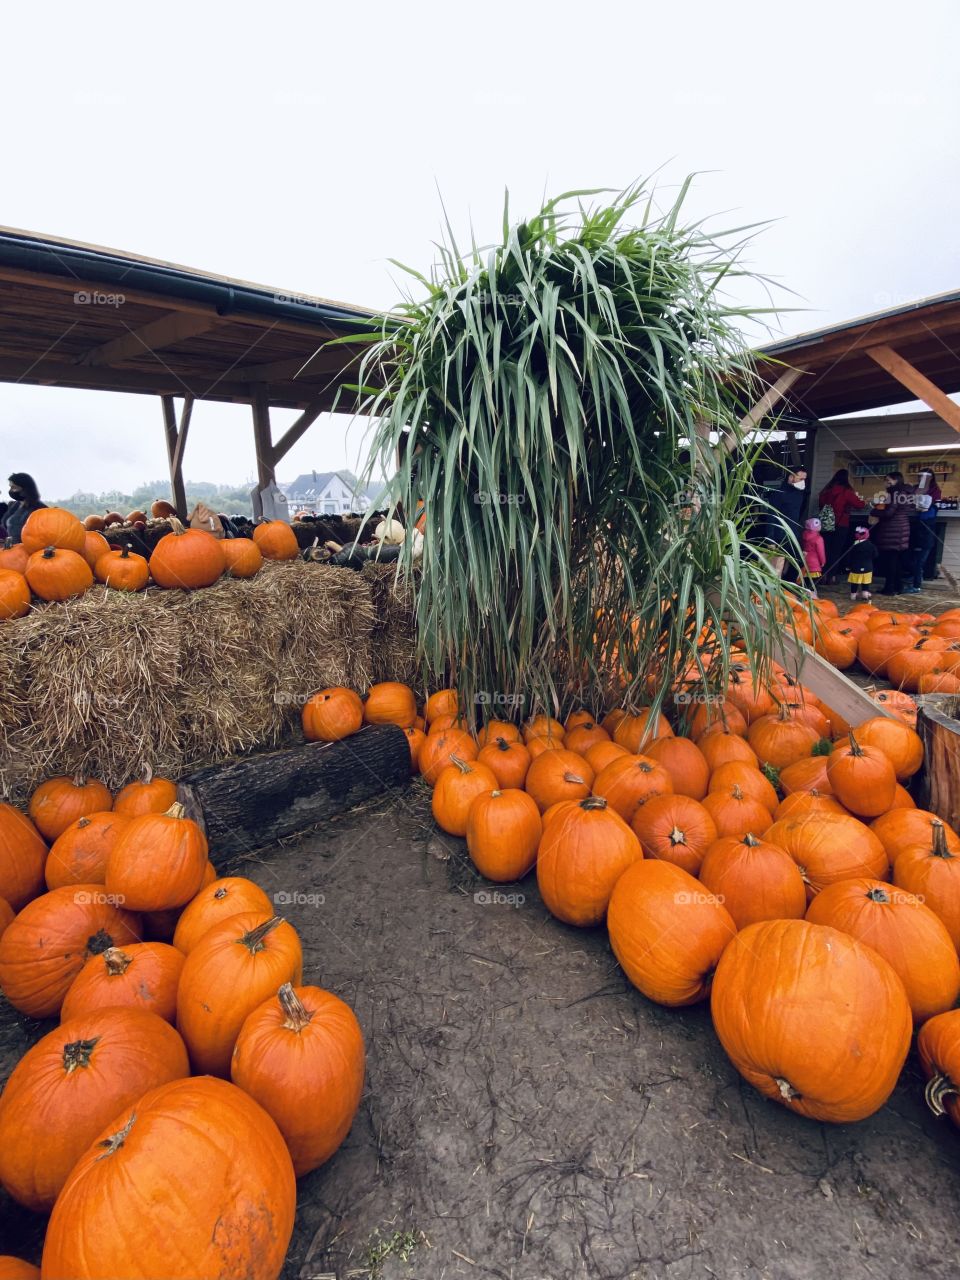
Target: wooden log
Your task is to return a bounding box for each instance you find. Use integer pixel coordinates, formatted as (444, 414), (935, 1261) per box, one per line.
(176, 724), (411, 852)
(777, 633), (893, 727)
(917, 695), (960, 830)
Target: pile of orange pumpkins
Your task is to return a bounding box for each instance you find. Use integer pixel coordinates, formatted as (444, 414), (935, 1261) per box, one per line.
(0, 506), (301, 616)
(0, 771), (364, 1280)
(799, 595), (960, 693)
(302, 672), (960, 1131)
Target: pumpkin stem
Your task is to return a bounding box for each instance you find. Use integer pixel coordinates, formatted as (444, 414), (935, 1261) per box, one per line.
(742, 832), (761, 847)
(278, 981), (313, 1032)
(563, 772), (586, 785)
(669, 826), (687, 847)
(925, 1071), (959, 1117)
(490, 790), (502, 798)
(167, 518), (186, 536)
(141, 763), (154, 785)
(776, 1077), (800, 1101)
(163, 801), (187, 820)
(77, 816), (91, 829)
(85, 929), (117, 957)
(931, 822), (954, 860)
(865, 886), (890, 904)
(121, 544), (132, 559)
(579, 796), (608, 811)
(494, 737), (512, 752)
(96, 1111), (137, 1161)
(102, 947), (133, 976)
(846, 732), (864, 758)
(72, 774), (88, 787)
(213, 885), (229, 900)
(42, 546), (56, 559)
(731, 785), (744, 801)
(62, 1036), (100, 1073)
(449, 755), (472, 774)
(238, 915), (283, 954)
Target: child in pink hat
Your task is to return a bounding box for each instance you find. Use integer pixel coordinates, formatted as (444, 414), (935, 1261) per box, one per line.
(801, 517), (826, 593)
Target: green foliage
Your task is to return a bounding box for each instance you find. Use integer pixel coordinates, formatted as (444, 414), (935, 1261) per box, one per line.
(56, 482), (255, 519)
(348, 179), (794, 720)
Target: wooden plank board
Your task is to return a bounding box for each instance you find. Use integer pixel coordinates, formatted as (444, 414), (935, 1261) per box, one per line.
(917, 695), (960, 830)
(865, 344), (960, 434)
(777, 631), (892, 726)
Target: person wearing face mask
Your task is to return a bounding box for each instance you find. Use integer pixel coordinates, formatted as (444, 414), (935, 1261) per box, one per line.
(764, 469), (808, 578)
(4, 473), (45, 543)
(870, 470), (915, 595)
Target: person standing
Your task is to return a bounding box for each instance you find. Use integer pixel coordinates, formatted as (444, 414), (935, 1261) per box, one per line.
(4, 473), (45, 542)
(915, 468), (942, 581)
(846, 527), (877, 602)
(905, 492), (936, 593)
(817, 469), (866, 583)
(801, 517), (826, 593)
(871, 471), (914, 595)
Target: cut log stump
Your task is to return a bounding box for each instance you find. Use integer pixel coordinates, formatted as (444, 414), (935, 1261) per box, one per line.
(176, 724), (411, 852)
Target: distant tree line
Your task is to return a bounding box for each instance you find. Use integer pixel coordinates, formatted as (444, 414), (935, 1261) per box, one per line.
(57, 481), (256, 519)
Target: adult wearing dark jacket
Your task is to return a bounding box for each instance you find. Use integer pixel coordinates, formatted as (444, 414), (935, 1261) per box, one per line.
(3, 473), (45, 543)
(818, 468), (866, 581)
(871, 472), (915, 595)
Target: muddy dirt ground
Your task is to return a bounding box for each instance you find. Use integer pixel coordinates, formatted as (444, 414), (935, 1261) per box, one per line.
(3, 778), (960, 1280)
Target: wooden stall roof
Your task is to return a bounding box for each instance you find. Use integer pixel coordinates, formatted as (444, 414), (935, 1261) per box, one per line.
(0, 226), (379, 409)
(754, 288), (960, 421)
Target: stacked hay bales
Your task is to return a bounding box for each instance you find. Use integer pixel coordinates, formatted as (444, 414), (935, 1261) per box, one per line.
(0, 561), (417, 802)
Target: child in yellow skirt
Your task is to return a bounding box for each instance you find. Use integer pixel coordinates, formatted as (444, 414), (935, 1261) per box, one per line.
(846, 527), (877, 601)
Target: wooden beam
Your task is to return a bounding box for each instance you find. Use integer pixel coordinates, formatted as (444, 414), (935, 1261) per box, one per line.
(79, 312), (218, 366)
(777, 632), (892, 727)
(251, 384), (274, 491)
(161, 396), (189, 518)
(172, 395), (194, 476)
(864, 344), (960, 434)
(721, 367), (805, 453)
(271, 399), (326, 464)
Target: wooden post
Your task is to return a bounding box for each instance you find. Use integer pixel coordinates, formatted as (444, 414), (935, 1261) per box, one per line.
(720, 367), (805, 454)
(161, 394), (193, 519)
(251, 384), (275, 492)
(917, 695), (960, 827)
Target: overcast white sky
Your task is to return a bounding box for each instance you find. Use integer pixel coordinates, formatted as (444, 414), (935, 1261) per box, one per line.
(2, 0), (959, 500)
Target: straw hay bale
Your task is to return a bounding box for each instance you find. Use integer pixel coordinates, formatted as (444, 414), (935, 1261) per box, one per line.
(361, 563), (420, 691)
(0, 561), (412, 803)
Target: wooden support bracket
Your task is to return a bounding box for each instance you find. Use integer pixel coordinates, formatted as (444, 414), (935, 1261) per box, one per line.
(161, 394), (194, 518)
(865, 344), (960, 434)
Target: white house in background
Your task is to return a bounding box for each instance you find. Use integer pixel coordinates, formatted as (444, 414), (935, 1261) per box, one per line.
(282, 470), (375, 515)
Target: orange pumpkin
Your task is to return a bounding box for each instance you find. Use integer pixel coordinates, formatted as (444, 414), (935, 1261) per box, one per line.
(774, 790), (845, 821)
(701, 784), (773, 840)
(94, 544), (150, 591)
(61, 942), (185, 1024)
(747, 704), (821, 770)
(524, 748), (594, 812)
(591, 754), (673, 822)
(608, 859), (736, 1005)
(765, 812), (889, 900)
(41, 1076), (295, 1280)
(106, 802), (208, 911)
(814, 621), (859, 669)
(0, 803), (47, 909)
(25, 546), (93, 601)
(564, 722), (610, 755)
(857, 623), (919, 677)
(404, 726), (426, 771)
(629, 794), (717, 875)
(806, 878), (960, 1024)
(918, 1010), (960, 1128)
(477, 737), (531, 789)
(172, 876), (274, 954)
(149, 522), (225, 589)
(825, 732), (896, 818)
(537, 797), (641, 926)
(419, 729), (479, 785)
(20, 506), (85, 555)
(697, 732), (758, 772)
(708, 761), (778, 813)
(583, 740), (629, 775)
(45, 811), (130, 890)
(893, 821), (960, 950)
(699, 833), (806, 928)
(112, 768), (178, 817)
(176, 912), (303, 1075)
(0, 538), (29, 575)
(363, 681), (417, 728)
(886, 637), (948, 691)
(0, 568), (30, 619)
(613, 708), (673, 753)
(0, 898), (14, 938)
(710, 919), (911, 1122)
(231, 983), (365, 1175)
(465, 788), (542, 882)
(850, 715), (924, 780)
(0, 886), (140, 1017)
(872, 808), (960, 861)
(476, 719), (521, 747)
(221, 537), (263, 578)
(431, 757), (498, 836)
(689, 699), (748, 739)
(28, 775), (113, 842)
(424, 688), (459, 723)
(0, 1007), (188, 1211)
(643, 736), (710, 800)
(0, 1255), (39, 1278)
(302, 687), (364, 741)
(778, 755), (831, 795)
(252, 519), (299, 561)
(80, 529), (110, 570)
